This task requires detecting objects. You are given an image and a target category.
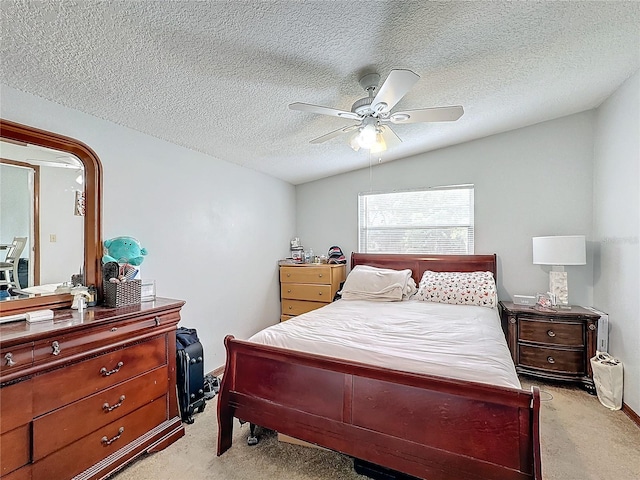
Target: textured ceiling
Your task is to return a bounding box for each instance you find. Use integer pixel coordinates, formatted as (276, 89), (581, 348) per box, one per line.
(1, 1), (639, 185)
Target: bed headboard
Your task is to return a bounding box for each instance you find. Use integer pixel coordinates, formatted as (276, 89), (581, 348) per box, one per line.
(350, 253), (497, 285)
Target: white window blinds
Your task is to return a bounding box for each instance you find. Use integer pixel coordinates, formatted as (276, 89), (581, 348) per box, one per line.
(358, 185), (475, 254)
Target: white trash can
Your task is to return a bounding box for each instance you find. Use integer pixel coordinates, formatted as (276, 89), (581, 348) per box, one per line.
(590, 351), (623, 410)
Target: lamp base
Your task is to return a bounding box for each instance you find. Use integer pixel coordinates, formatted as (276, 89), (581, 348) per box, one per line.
(549, 270), (569, 306)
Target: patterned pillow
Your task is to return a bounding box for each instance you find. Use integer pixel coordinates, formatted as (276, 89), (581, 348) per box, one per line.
(414, 271), (497, 308)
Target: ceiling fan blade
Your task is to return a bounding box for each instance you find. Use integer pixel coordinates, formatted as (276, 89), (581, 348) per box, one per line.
(379, 125), (402, 148)
(371, 69), (420, 114)
(289, 102), (361, 121)
(309, 124), (360, 144)
(390, 106), (464, 124)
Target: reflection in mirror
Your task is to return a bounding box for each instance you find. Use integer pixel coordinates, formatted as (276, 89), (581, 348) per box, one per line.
(1, 141), (84, 296)
(0, 119), (102, 316)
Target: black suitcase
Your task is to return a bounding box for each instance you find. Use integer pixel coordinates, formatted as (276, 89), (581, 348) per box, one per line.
(176, 328), (206, 424)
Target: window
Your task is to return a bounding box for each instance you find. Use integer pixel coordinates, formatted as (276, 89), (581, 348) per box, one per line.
(358, 185), (474, 254)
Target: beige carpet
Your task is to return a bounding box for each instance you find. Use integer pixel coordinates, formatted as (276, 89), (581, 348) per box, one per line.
(110, 379), (640, 480)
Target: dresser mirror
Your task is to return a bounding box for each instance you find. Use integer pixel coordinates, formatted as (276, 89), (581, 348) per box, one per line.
(0, 119), (102, 316)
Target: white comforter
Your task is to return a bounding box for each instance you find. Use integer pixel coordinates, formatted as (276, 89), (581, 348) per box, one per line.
(249, 299), (521, 390)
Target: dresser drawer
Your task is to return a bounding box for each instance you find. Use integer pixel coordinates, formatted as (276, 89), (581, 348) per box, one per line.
(280, 266), (333, 284)
(281, 283), (331, 302)
(0, 379), (32, 434)
(0, 344), (33, 376)
(0, 424), (30, 476)
(33, 366), (168, 460)
(281, 299), (326, 316)
(519, 318), (583, 346)
(1, 465), (31, 480)
(32, 335), (167, 416)
(519, 344), (584, 374)
(32, 311), (175, 365)
(32, 396), (167, 480)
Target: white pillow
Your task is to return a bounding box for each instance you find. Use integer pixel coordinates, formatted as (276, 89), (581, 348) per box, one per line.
(414, 270), (497, 308)
(341, 265), (414, 302)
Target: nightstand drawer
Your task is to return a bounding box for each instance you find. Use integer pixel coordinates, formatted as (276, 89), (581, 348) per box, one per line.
(281, 283), (331, 301)
(281, 299), (326, 316)
(280, 266), (333, 284)
(519, 345), (584, 374)
(519, 318), (584, 346)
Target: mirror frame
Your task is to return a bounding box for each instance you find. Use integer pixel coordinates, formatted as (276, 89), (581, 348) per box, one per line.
(0, 119), (102, 316)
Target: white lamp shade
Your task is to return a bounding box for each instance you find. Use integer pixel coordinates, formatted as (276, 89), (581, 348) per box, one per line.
(532, 235), (586, 266)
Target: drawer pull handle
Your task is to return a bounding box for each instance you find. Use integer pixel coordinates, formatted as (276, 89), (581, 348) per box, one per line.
(287, 289), (291, 293)
(103, 395), (126, 412)
(547, 330), (556, 337)
(318, 292), (322, 296)
(4, 353), (16, 367)
(287, 273), (291, 277)
(288, 306), (292, 310)
(111, 327), (117, 332)
(52, 341), (61, 356)
(547, 356), (555, 364)
(318, 274), (323, 278)
(155, 316), (161, 326)
(101, 427), (124, 446)
(100, 361), (124, 377)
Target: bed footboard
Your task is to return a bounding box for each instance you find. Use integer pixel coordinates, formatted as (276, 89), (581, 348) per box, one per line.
(217, 336), (541, 480)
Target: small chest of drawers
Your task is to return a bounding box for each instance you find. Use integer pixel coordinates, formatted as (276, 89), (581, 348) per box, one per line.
(279, 264), (346, 321)
(499, 301), (600, 394)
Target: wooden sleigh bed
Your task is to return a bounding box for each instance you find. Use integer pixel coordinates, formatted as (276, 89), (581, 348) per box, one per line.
(217, 253), (542, 480)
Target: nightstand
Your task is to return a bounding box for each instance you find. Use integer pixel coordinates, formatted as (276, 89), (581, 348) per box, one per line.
(279, 263), (346, 322)
(499, 301), (600, 394)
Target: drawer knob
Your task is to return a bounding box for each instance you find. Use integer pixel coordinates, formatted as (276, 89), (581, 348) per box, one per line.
(547, 330), (556, 337)
(154, 316), (161, 326)
(318, 274), (323, 278)
(318, 292), (322, 296)
(100, 361), (124, 377)
(52, 341), (61, 356)
(101, 427), (125, 446)
(111, 327), (118, 332)
(4, 352), (16, 367)
(547, 356), (555, 364)
(287, 289), (291, 293)
(288, 306), (292, 310)
(287, 273), (291, 277)
(103, 395), (126, 412)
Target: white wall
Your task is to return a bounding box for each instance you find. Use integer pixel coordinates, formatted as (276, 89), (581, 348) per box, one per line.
(593, 70), (640, 414)
(296, 112), (596, 306)
(1, 85), (296, 372)
(39, 166), (85, 285)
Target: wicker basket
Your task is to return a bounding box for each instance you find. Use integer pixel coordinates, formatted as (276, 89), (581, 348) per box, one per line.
(103, 279), (141, 308)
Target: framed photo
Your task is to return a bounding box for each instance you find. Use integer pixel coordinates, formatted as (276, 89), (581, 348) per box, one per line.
(536, 293), (553, 309)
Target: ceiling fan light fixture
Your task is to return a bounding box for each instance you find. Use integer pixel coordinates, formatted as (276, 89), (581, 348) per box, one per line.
(370, 132), (387, 153)
(349, 132), (361, 151)
(357, 123), (378, 149)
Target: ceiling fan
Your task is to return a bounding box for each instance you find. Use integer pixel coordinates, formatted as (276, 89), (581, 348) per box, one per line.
(289, 69), (464, 152)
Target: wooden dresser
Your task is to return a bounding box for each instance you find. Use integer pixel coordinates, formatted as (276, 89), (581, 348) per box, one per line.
(0, 298), (186, 480)
(499, 301), (600, 393)
(279, 264), (346, 321)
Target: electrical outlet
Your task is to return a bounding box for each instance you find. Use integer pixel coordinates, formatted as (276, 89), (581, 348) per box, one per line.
(50, 234), (57, 243)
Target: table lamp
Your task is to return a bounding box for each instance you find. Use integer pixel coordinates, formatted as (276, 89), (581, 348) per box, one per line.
(532, 235), (586, 308)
